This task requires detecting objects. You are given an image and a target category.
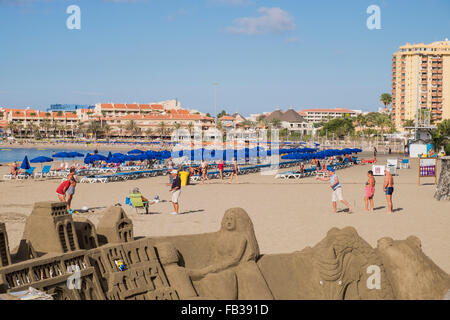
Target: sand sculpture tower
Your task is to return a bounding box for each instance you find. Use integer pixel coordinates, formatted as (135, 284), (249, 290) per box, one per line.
(21, 202), (80, 254)
(435, 156), (450, 201)
(0, 223), (11, 267)
(96, 206), (133, 245)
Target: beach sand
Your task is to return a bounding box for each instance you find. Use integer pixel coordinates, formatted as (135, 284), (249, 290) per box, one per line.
(0, 152), (449, 273)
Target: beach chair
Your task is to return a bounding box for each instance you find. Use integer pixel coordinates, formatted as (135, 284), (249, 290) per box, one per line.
(3, 172), (15, 180)
(128, 193), (149, 214)
(401, 159), (410, 169)
(34, 165), (52, 179)
(17, 167), (36, 180)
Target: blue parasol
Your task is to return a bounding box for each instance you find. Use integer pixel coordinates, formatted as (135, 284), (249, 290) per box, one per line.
(30, 156), (53, 163)
(20, 155), (31, 170)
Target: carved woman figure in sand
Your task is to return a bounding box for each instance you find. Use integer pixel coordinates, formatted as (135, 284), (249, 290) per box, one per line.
(188, 208), (273, 300)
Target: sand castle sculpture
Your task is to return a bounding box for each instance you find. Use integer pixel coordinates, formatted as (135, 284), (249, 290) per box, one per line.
(435, 156), (450, 201)
(0, 203), (449, 300)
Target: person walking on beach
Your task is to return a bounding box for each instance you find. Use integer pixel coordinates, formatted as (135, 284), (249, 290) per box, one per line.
(373, 147), (377, 161)
(166, 157), (174, 183)
(229, 157), (239, 184)
(218, 159), (224, 180)
(201, 159), (209, 184)
(364, 170), (375, 212)
(317, 168), (353, 214)
(384, 169), (394, 213)
(169, 170), (181, 215)
(66, 167), (77, 214)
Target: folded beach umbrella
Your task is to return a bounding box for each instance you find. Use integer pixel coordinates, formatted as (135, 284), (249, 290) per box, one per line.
(20, 155), (31, 170)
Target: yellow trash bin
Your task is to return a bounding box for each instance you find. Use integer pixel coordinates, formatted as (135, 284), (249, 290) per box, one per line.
(179, 171), (189, 186)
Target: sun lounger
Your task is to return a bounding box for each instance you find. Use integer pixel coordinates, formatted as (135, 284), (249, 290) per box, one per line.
(17, 167), (36, 180)
(34, 165), (52, 179)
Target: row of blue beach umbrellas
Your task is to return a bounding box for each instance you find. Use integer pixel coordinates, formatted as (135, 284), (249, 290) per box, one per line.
(84, 149), (172, 164)
(281, 148), (362, 160)
(171, 147), (321, 161)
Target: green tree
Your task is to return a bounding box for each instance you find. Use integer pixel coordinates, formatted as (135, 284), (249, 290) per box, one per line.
(319, 118), (355, 138)
(217, 110), (228, 118)
(86, 121), (102, 140)
(157, 121), (166, 139)
(270, 118), (281, 129)
(125, 120), (140, 138)
(380, 93), (392, 110)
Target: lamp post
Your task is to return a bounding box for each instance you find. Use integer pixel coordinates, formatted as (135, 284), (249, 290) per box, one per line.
(213, 82), (218, 129)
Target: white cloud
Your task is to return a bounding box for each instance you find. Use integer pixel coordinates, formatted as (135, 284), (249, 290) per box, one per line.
(225, 7), (295, 35)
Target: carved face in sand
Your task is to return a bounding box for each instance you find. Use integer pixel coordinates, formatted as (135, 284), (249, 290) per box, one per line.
(219, 208), (260, 262)
(223, 214), (236, 231)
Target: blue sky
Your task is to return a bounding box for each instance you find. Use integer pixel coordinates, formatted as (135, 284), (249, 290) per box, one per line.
(0, 0), (449, 116)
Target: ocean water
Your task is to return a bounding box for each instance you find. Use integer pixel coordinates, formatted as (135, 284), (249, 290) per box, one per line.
(0, 147), (108, 164)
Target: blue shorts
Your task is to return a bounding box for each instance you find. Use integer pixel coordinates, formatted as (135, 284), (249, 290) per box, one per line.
(385, 187), (394, 195)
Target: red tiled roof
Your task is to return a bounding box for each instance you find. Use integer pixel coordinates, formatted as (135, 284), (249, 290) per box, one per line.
(114, 104), (126, 109)
(126, 104), (139, 109)
(139, 104), (151, 110)
(151, 104), (164, 110)
(101, 104), (114, 109)
(219, 115), (235, 121)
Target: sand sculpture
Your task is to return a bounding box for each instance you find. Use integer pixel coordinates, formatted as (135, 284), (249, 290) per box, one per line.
(0, 203), (449, 300)
(435, 156), (450, 201)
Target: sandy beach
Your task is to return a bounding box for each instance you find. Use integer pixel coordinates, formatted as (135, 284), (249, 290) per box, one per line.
(0, 152), (449, 274)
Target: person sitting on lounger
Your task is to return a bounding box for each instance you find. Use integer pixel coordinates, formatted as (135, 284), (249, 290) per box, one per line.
(10, 161), (19, 178)
(298, 163), (305, 174)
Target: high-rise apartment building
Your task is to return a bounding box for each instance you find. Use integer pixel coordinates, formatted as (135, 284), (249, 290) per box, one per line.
(391, 39), (450, 130)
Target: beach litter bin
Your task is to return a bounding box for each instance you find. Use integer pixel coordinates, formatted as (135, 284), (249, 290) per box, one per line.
(179, 171), (189, 186)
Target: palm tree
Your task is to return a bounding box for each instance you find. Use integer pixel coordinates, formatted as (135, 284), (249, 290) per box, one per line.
(26, 122), (38, 138)
(6, 122), (18, 137)
(280, 128), (289, 141)
(102, 124), (112, 140)
(380, 93), (392, 111)
(403, 119), (415, 135)
(355, 114), (366, 132)
(157, 121), (166, 139)
(86, 121), (102, 140)
(41, 118), (52, 138)
(186, 122), (194, 137)
(125, 120), (140, 139)
(270, 118), (281, 129)
(145, 128), (153, 140)
(51, 121), (59, 138)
